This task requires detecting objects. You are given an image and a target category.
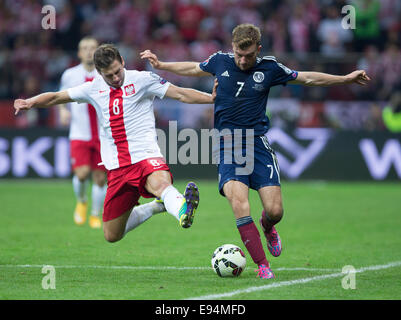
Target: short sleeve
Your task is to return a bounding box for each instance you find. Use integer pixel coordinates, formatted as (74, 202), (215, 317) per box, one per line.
(144, 72), (170, 99)
(67, 82), (92, 103)
(271, 61), (298, 87)
(199, 51), (221, 76)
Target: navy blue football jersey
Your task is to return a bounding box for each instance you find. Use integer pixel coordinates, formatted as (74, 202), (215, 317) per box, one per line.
(199, 51), (298, 135)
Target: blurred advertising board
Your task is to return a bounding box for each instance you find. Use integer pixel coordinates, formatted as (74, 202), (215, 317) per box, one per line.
(0, 128), (399, 181)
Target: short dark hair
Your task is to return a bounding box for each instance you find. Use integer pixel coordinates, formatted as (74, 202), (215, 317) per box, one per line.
(232, 24), (261, 50)
(94, 43), (123, 71)
(78, 36), (98, 49)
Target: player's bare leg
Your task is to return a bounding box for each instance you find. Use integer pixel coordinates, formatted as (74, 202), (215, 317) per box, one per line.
(72, 165), (91, 225)
(89, 169), (107, 229)
(258, 186), (283, 257)
(103, 198), (166, 242)
(103, 170), (199, 242)
(224, 180), (274, 279)
(103, 209), (131, 242)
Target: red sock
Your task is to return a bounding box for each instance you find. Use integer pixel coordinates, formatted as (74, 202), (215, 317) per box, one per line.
(237, 219), (269, 267)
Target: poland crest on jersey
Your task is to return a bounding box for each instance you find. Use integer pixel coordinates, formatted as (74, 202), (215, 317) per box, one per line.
(124, 84), (135, 96)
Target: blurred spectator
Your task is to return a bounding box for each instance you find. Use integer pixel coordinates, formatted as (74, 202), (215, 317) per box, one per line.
(6, 0), (42, 37)
(288, 4), (311, 58)
(176, 0), (207, 43)
(379, 0), (401, 33)
(118, 0), (150, 47)
(149, 0), (177, 33)
(0, 0), (399, 131)
(88, 0), (121, 43)
(189, 26), (220, 62)
(235, 1), (263, 27)
(44, 48), (71, 91)
(264, 9), (289, 55)
(355, 45), (381, 99)
(15, 75), (41, 128)
(352, 0), (381, 51)
(378, 43), (401, 100)
(316, 5), (353, 58)
(117, 35), (139, 70)
(365, 102), (386, 131)
(304, 0), (321, 29)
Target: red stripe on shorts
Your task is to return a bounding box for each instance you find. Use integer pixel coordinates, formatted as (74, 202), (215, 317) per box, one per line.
(109, 87), (131, 167)
(85, 77), (99, 141)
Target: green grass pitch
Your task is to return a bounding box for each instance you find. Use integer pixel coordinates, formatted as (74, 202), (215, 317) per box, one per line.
(0, 179), (400, 300)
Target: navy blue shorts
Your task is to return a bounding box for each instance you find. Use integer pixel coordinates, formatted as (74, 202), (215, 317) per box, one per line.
(217, 133), (280, 196)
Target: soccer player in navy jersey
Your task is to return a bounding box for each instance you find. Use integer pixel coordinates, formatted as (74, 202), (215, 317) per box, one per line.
(140, 23), (370, 279)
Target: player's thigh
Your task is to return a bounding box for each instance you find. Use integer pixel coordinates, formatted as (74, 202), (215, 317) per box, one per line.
(218, 161), (250, 197)
(144, 169), (172, 198)
(102, 180), (139, 242)
(257, 186), (283, 220)
(103, 169), (140, 225)
(103, 209), (131, 243)
(92, 169), (107, 187)
(73, 165), (91, 181)
(70, 140), (92, 177)
(223, 180), (250, 219)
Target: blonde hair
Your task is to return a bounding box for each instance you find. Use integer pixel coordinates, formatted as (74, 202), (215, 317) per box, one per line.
(232, 24), (261, 50)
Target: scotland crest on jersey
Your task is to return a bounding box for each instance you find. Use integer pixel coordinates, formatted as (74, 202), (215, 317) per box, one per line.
(253, 72), (264, 83)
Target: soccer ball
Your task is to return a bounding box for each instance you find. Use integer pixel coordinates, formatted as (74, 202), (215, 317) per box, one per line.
(211, 244), (246, 277)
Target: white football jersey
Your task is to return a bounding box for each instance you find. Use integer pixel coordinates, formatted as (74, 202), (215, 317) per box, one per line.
(67, 69), (170, 170)
(60, 64), (99, 141)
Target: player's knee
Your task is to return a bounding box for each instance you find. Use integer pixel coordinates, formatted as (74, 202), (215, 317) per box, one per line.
(75, 166), (91, 181)
(267, 205), (283, 222)
(155, 181), (172, 197)
(145, 171), (172, 198)
(104, 230), (123, 243)
(230, 198), (250, 217)
(93, 171), (106, 187)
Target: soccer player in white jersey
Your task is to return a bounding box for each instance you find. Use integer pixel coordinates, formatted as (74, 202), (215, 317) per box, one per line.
(59, 36), (106, 229)
(14, 44), (216, 243)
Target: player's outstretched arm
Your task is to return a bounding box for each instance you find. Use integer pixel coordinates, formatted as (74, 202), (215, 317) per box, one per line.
(140, 50), (210, 77)
(289, 70), (371, 86)
(165, 80), (217, 104)
(14, 90), (73, 115)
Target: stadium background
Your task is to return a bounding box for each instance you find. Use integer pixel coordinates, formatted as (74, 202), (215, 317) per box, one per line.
(0, 0), (400, 181)
(1, 0), (401, 303)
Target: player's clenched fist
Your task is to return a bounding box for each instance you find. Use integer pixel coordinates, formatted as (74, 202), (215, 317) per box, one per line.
(345, 70), (371, 86)
(139, 50), (161, 69)
(14, 99), (32, 115)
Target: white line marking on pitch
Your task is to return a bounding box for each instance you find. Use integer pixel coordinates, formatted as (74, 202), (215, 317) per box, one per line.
(0, 264), (339, 272)
(0, 264), (208, 271)
(186, 261), (401, 300)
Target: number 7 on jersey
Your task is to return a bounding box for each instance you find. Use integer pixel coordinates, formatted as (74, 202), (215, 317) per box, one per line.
(235, 82), (245, 97)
